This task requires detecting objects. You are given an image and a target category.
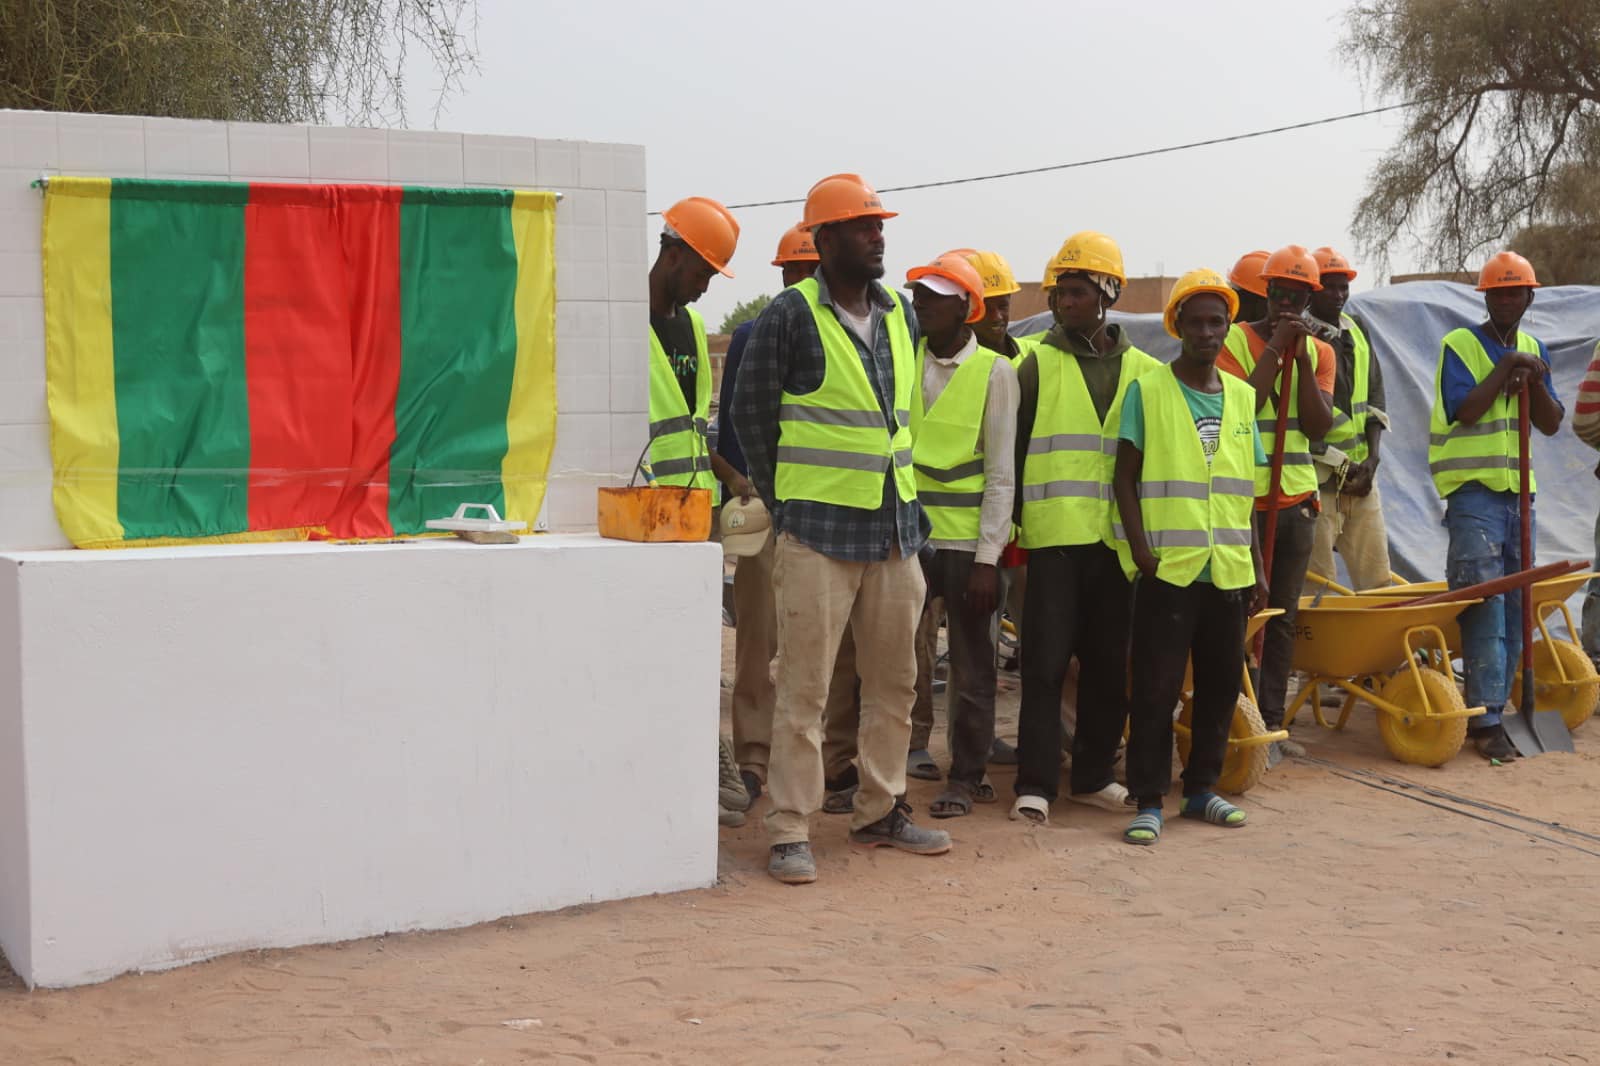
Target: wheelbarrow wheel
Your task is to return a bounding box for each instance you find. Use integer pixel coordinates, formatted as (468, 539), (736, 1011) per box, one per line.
(1509, 639), (1598, 732)
(1376, 667), (1467, 766)
(1175, 695), (1270, 795)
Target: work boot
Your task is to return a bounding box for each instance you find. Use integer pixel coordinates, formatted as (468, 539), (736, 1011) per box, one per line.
(718, 738), (749, 811)
(1470, 724), (1518, 761)
(768, 842), (817, 884)
(718, 805), (746, 828)
(849, 801), (952, 855)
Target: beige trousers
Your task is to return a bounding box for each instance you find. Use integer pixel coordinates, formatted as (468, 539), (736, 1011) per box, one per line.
(730, 536), (778, 779)
(766, 534), (925, 844)
(1310, 481), (1393, 592)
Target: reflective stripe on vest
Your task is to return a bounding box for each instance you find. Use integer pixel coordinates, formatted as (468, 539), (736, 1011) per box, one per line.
(774, 278), (918, 510)
(1019, 340), (1162, 549)
(647, 306), (715, 490)
(1111, 366), (1258, 589)
(1322, 313), (1373, 463)
(1428, 327), (1540, 497)
(910, 340), (1001, 548)
(1223, 324), (1320, 498)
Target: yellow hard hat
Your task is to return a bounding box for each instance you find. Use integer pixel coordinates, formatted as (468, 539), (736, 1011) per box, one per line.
(1163, 268), (1240, 338)
(1043, 230), (1126, 289)
(954, 249), (1021, 298)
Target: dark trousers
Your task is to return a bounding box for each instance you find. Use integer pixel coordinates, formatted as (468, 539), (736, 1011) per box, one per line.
(920, 549), (998, 790)
(1016, 543), (1131, 802)
(1126, 577), (1247, 808)
(1253, 501), (1318, 730)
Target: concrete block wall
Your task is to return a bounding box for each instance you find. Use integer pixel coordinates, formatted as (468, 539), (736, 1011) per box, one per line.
(0, 110), (648, 547)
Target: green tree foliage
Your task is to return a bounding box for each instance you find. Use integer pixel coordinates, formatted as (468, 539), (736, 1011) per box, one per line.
(0, 0), (477, 126)
(1343, 0), (1600, 274)
(719, 295), (773, 335)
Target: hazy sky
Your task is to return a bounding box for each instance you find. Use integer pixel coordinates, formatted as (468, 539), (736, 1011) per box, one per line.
(414, 0), (1420, 324)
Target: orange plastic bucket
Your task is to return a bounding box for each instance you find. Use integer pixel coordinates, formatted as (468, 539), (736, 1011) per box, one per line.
(597, 486), (713, 543)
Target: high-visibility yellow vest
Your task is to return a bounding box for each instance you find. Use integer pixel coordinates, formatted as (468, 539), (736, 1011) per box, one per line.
(1019, 341), (1162, 549)
(1112, 367), (1258, 589)
(1428, 327), (1540, 497)
(774, 278), (918, 509)
(1006, 334), (1040, 367)
(1223, 324), (1320, 498)
(910, 339), (1001, 548)
(1322, 313), (1373, 463)
(647, 306), (715, 490)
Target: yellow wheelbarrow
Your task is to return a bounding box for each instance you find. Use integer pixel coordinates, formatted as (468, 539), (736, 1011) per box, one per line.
(1174, 609), (1288, 794)
(1306, 570), (1599, 732)
(1287, 595), (1486, 765)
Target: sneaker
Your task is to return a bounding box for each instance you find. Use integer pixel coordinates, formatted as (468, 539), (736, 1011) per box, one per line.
(768, 842), (817, 884)
(718, 805), (746, 828)
(718, 738), (749, 811)
(740, 769), (763, 808)
(1277, 737), (1307, 758)
(1471, 724), (1518, 761)
(849, 801), (952, 855)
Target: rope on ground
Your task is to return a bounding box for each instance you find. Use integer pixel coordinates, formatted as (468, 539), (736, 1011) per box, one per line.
(1295, 753), (1600, 860)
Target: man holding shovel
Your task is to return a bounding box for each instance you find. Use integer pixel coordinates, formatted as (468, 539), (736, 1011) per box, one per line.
(1218, 246), (1335, 747)
(1430, 252), (1565, 760)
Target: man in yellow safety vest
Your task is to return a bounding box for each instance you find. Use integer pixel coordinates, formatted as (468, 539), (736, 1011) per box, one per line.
(903, 252), (1018, 819)
(730, 174), (951, 884)
(1430, 251), (1565, 760)
(1306, 246), (1392, 592)
(1114, 269), (1268, 845)
(1010, 231), (1161, 826)
(648, 197), (749, 499)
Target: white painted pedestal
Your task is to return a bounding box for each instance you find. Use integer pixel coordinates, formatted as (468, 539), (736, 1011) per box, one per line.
(0, 535), (721, 988)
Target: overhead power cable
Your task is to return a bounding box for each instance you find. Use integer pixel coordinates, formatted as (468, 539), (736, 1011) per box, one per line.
(646, 100), (1421, 215)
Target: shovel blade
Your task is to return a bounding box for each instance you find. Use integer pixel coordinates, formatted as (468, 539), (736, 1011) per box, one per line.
(1501, 708), (1576, 756)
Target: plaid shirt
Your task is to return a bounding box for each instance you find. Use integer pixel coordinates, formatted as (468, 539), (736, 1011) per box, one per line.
(729, 270), (929, 562)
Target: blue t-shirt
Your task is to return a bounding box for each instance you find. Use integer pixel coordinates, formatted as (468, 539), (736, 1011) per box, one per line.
(1440, 325), (1563, 424)
(1120, 375), (1266, 583)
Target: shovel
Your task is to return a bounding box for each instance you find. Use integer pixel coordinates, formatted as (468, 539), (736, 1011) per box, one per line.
(1501, 386), (1575, 756)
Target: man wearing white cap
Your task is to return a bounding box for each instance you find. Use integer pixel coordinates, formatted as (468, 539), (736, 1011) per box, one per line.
(904, 253), (1018, 818)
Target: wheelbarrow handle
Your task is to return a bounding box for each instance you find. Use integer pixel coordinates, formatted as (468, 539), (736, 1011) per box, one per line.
(1371, 559), (1586, 609)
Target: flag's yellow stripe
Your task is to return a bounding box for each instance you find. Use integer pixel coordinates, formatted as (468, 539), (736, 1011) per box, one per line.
(502, 190), (558, 530)
(43, 177), (122, 546)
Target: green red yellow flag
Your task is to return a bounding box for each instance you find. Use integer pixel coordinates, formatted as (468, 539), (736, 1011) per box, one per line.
(41, 177), (556, 547)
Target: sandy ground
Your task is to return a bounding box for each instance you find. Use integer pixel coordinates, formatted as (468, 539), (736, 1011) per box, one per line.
(5, 627), (1600, 1065)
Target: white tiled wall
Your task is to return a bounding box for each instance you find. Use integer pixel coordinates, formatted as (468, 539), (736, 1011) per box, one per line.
(0, 109), (647, 546)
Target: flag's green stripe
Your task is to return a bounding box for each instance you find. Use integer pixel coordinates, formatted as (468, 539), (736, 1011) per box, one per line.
(390, 188), (519, 533)
(109, 179), (251, 538)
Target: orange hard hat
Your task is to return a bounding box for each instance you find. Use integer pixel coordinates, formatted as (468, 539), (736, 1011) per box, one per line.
(1227, 250), (1271, 298)
(662, 196), (740, 278)
(1312, 246), (1357, 280)
(1476, 250), (1540, 291)
(771, 222), (819, 266)
(1259, 244), (1322, 291)
(802, 173), (897, 231)
(906, 252), (986, 324)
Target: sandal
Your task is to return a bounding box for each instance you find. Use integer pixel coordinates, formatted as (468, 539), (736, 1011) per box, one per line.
(907, 749), (941, 781)
(974, 777), (997, 804)
(822, 784), (857, 815)
(1181, 792), (1247, 828)
(929, 787), (974, 819)
(1124, 808), (1163, 846)
(1009, 794), (1049, 825)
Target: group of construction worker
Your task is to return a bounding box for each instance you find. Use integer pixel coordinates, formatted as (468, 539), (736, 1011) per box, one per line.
(644, 174), (1564, 885)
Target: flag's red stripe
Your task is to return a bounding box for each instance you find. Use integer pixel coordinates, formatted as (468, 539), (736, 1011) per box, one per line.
(326, 186), (404, 537)
(244, 184), (356, 529)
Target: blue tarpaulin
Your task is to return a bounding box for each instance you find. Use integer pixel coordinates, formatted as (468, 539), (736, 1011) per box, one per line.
(1014, 280), (1600, 588)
